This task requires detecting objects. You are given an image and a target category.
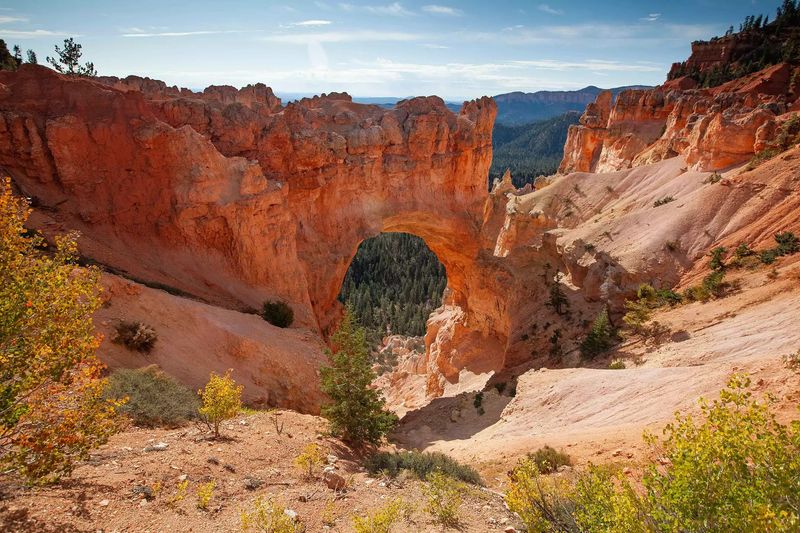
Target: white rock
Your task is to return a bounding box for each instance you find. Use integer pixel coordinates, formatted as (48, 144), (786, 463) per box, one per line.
(98, 499), (110, 507)
(284, 509), (298, 520)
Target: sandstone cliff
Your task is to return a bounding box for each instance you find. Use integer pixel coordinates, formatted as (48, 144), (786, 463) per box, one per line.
(0, 65), (505, 403)
(4, 62), (799, 413)
(559, 63), (799, 174)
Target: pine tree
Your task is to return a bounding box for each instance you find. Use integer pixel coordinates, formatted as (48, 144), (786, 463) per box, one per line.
(579, 309), (616, 360)
(319, 310), (398, 446)
(46, 38), (97, 77)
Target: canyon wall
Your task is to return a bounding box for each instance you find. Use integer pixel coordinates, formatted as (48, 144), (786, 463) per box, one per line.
(560, 63), (799, 174)
(3, 61), (799, 412)
(0, 65), (508, 401)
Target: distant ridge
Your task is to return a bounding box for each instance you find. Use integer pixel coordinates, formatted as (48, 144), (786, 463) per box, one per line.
(493, 85), (653, 125)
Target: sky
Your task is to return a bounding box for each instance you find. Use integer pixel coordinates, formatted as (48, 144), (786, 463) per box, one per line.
(0, 1), (784, 99)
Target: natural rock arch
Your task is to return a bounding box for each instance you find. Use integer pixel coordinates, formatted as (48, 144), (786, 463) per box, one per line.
(0, 65), (511, 398)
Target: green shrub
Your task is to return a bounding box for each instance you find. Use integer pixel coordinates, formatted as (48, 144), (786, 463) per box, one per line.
(365, 450), (483, 485)
(505, 375), (800, 531)
(702, 270), (727, 296)
(112, 321), (158, 353)
(653, 196), (675, 207)
(654, 288), (682, 305)
(527, 445), (572, 474)
(784, 350), (800, 371)
(580, 309), (616, 360)
(774, 231), (799, 256)
(683, 284), (711, 303)
(703, 172), (722, 184)
(472, 392), (483, 410)
(424, 471), (463, 527)
(261, 300), (294, 328)
(746, 148), (779, 170)
(622, 299), (651, 332)
(105, 367), (199, 427)
(760, 248), (779, 264)
(608, 359), (626, 370)
(709, 246), (727, 270)
(734, 242), (754, 259)
(684, 270), (729, 302)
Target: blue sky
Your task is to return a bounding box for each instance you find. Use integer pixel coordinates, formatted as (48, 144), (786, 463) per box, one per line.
(0, 1), (782, 99)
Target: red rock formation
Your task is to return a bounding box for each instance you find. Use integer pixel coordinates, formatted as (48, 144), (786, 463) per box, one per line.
(560, 63), (799, 173)
(0, 64), (505, 400)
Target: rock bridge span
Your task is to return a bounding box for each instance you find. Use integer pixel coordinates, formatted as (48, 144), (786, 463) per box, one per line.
(0, 65), (515, 398)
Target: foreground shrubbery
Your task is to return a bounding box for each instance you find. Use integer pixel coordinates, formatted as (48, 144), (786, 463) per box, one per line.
(425, 470), (464, 527)
(112, 320), (158, 353)
(261, 300), (294, 328)
(0, 179), (122, 483)
(352, 498), (408, 533)
(506, 375), (800, 532)
(105, 366), (200, 427)
(199, 369), (243, 438)
(365, 450), (483, 485)
(241, 496), (304, 532)
(527, 445), (572, 474)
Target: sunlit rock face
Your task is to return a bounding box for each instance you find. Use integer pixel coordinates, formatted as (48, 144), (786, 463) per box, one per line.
(0, 64), (511, 399)
(559, 63), (798, 174)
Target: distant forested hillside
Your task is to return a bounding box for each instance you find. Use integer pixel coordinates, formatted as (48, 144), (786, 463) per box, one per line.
(339, 233), (447, 345)
(489, 111), (580, 188)
(493, 85), (650, 125)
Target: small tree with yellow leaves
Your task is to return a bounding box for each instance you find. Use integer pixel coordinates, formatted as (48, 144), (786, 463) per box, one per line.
(294, 442), (325, 479)
(0, 178), (122, 484)
(198, 369), (243, 438)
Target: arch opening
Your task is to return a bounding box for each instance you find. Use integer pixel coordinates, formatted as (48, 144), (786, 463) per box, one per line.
(337, 232), (448, 353)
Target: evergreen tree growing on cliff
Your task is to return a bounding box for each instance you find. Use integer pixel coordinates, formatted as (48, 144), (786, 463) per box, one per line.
(46, 38), (96, 77)
(319, 309), (397, 446)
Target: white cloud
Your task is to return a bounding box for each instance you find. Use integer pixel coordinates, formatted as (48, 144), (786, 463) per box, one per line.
(422, 43), (449, 49)
(421, 5), (462, 16)
(261, 30), (423, 44)
(0, 16), (27, 23)
(290, 20), (333, 26)
(537, 4), (564, 15)
(641, 13), (661, 22)
(0, 29), (78, 39)
(122, 29), (249, 37)
(511, 59), (663, 72)
(482, 22), (714, 45)
(339, 2), (414, 16)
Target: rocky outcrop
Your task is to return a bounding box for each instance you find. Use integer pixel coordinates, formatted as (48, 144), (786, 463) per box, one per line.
(559, 63), (798, 173)
(0, 65), (505, 402)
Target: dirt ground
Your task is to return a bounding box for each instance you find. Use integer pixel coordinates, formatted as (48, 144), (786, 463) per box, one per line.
(393, 256), (800, 487)
(0, 411), (518, 533)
